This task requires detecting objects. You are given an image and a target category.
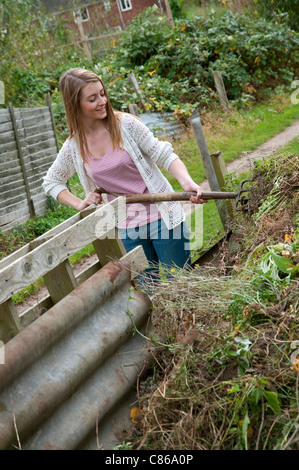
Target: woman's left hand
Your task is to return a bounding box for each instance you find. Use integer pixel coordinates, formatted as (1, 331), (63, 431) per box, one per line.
(184, 182), (208, 204)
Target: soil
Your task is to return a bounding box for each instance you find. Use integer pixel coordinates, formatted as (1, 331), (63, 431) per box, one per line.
(15, 119), (299, 315)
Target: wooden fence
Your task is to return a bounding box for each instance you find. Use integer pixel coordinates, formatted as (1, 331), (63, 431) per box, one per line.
(0, 97), (59, 232)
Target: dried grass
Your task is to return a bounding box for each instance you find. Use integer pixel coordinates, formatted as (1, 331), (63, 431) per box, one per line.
(131, 151), (299, 451)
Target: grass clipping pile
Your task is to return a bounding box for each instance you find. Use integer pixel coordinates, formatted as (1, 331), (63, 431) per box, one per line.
(134, 151), (299, 451)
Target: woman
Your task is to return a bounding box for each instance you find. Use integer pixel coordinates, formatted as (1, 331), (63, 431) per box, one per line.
(43, 68), (206, 282)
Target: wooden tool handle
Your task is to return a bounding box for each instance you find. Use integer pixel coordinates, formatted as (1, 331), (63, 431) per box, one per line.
(96, 191), (238, 203)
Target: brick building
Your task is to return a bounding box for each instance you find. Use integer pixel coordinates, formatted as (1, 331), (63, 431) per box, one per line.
(40, 0), (171, 36)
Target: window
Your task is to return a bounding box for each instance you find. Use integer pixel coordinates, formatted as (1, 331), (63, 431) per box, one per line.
(73, 7), (90, 23)
(104, 0), (111, 11)
(119, 0), (132, 12)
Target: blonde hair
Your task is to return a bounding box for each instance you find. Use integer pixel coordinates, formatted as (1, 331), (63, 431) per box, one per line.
(59, 67), (123, 163)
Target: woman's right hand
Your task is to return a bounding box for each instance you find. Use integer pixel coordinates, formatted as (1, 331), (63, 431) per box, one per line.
(78, 191), (103, 211)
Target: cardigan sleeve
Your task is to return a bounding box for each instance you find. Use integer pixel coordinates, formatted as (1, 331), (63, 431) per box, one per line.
(42, 139), (77, 200)
(122, 113), (179, 170)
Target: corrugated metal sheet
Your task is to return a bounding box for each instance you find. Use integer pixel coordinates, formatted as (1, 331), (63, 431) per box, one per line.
(0, 261), (152, 450)
(140, 112), (185, 139)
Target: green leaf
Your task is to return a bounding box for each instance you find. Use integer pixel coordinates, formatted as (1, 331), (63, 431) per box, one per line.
(242, 412), (250, 450)
(263, 390), (281, 414)
(268, 249), (295, 274)
(250, 387), (262, 406)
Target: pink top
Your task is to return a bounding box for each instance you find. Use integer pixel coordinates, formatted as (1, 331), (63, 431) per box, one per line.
(84, 146), (161, 229)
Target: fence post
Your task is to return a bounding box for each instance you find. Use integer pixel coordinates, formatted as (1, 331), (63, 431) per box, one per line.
(75, 11), (92, 61)
(128, 73), (147, 113)
(45, 93), (71, 193)
(189, 109), (231, 231)
(213, 71), (229, 111)
(128, 104), (140, 116)
(210, 151), (234, 219)
(8, 102), (36, 219)
(164, 0), (174, 26)
(45, 93), (60, 153)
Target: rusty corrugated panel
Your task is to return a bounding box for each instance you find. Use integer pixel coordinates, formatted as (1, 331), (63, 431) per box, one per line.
(0, 261), (152, 450)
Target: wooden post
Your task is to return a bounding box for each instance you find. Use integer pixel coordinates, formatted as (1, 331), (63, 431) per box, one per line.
(29, 235), (77, 305)
(43, 260), (78, 305)
(0, 300), (22, 344)
(164, 0), (174, 26)
(75, 11), (92, 61)
(79, 207), (126, 266)
(128, 73), (147, 113)
(128, 104), (140, 116)
(210, 151), (234, 219)
(45, 93), (60, 154)
(189, 109), (231, 231)
(45, 93), (71, 192)
(8, 103), (36, 218)
(213, 71), (229, 111)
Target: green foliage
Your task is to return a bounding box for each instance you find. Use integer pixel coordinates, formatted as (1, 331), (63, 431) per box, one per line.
(170, 0), (186, 18)
(0, 0), (87, 105)
(112, 7), (299, 110)
(2, 3), (298, 117)
(255, 0), (299, 31)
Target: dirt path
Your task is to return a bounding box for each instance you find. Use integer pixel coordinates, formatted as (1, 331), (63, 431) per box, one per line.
(183, 119), (299, 215)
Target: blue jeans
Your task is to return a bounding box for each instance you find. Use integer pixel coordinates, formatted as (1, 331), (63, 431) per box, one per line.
(118, 218), (191, 283)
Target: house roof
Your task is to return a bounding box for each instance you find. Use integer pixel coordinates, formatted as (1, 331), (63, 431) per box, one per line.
(40, 0), (99, 14)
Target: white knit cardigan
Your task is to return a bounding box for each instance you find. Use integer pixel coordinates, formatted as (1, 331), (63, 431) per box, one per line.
(43, 112), (185, 229)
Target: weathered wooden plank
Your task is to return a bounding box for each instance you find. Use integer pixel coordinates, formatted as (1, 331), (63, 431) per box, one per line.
(0, 205), (31, 225)
(0, 215), (31, 233)
(0, 193), (46, 217)
(19, 296), (53, 329)
(0, 191), (48, 218)
(24, 161), (56, 179)
(18, 130), (56, 147)
(0, 211), (83, 271)
(43, 259), (78, 304)
(0, 170), (24, 187)
(13, 108), (50, 123)
(0, 176), (43, 197)
(0, 150), (19, 164)
(23, 146), (57, 163)
(0, 109), (11, 125)
(0, 178), (27, 199)
(0, 141), (18, 154)
(20, 138), (57, 156)
(0, 188), (27, 206)
(0, 130), (16, 144)
(0, 299), (22, 343)
(15, 106), (49, 116)
(0, 121), (13, 133)
(23, 122), (53, 137)
(0, 198), (126, 304)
